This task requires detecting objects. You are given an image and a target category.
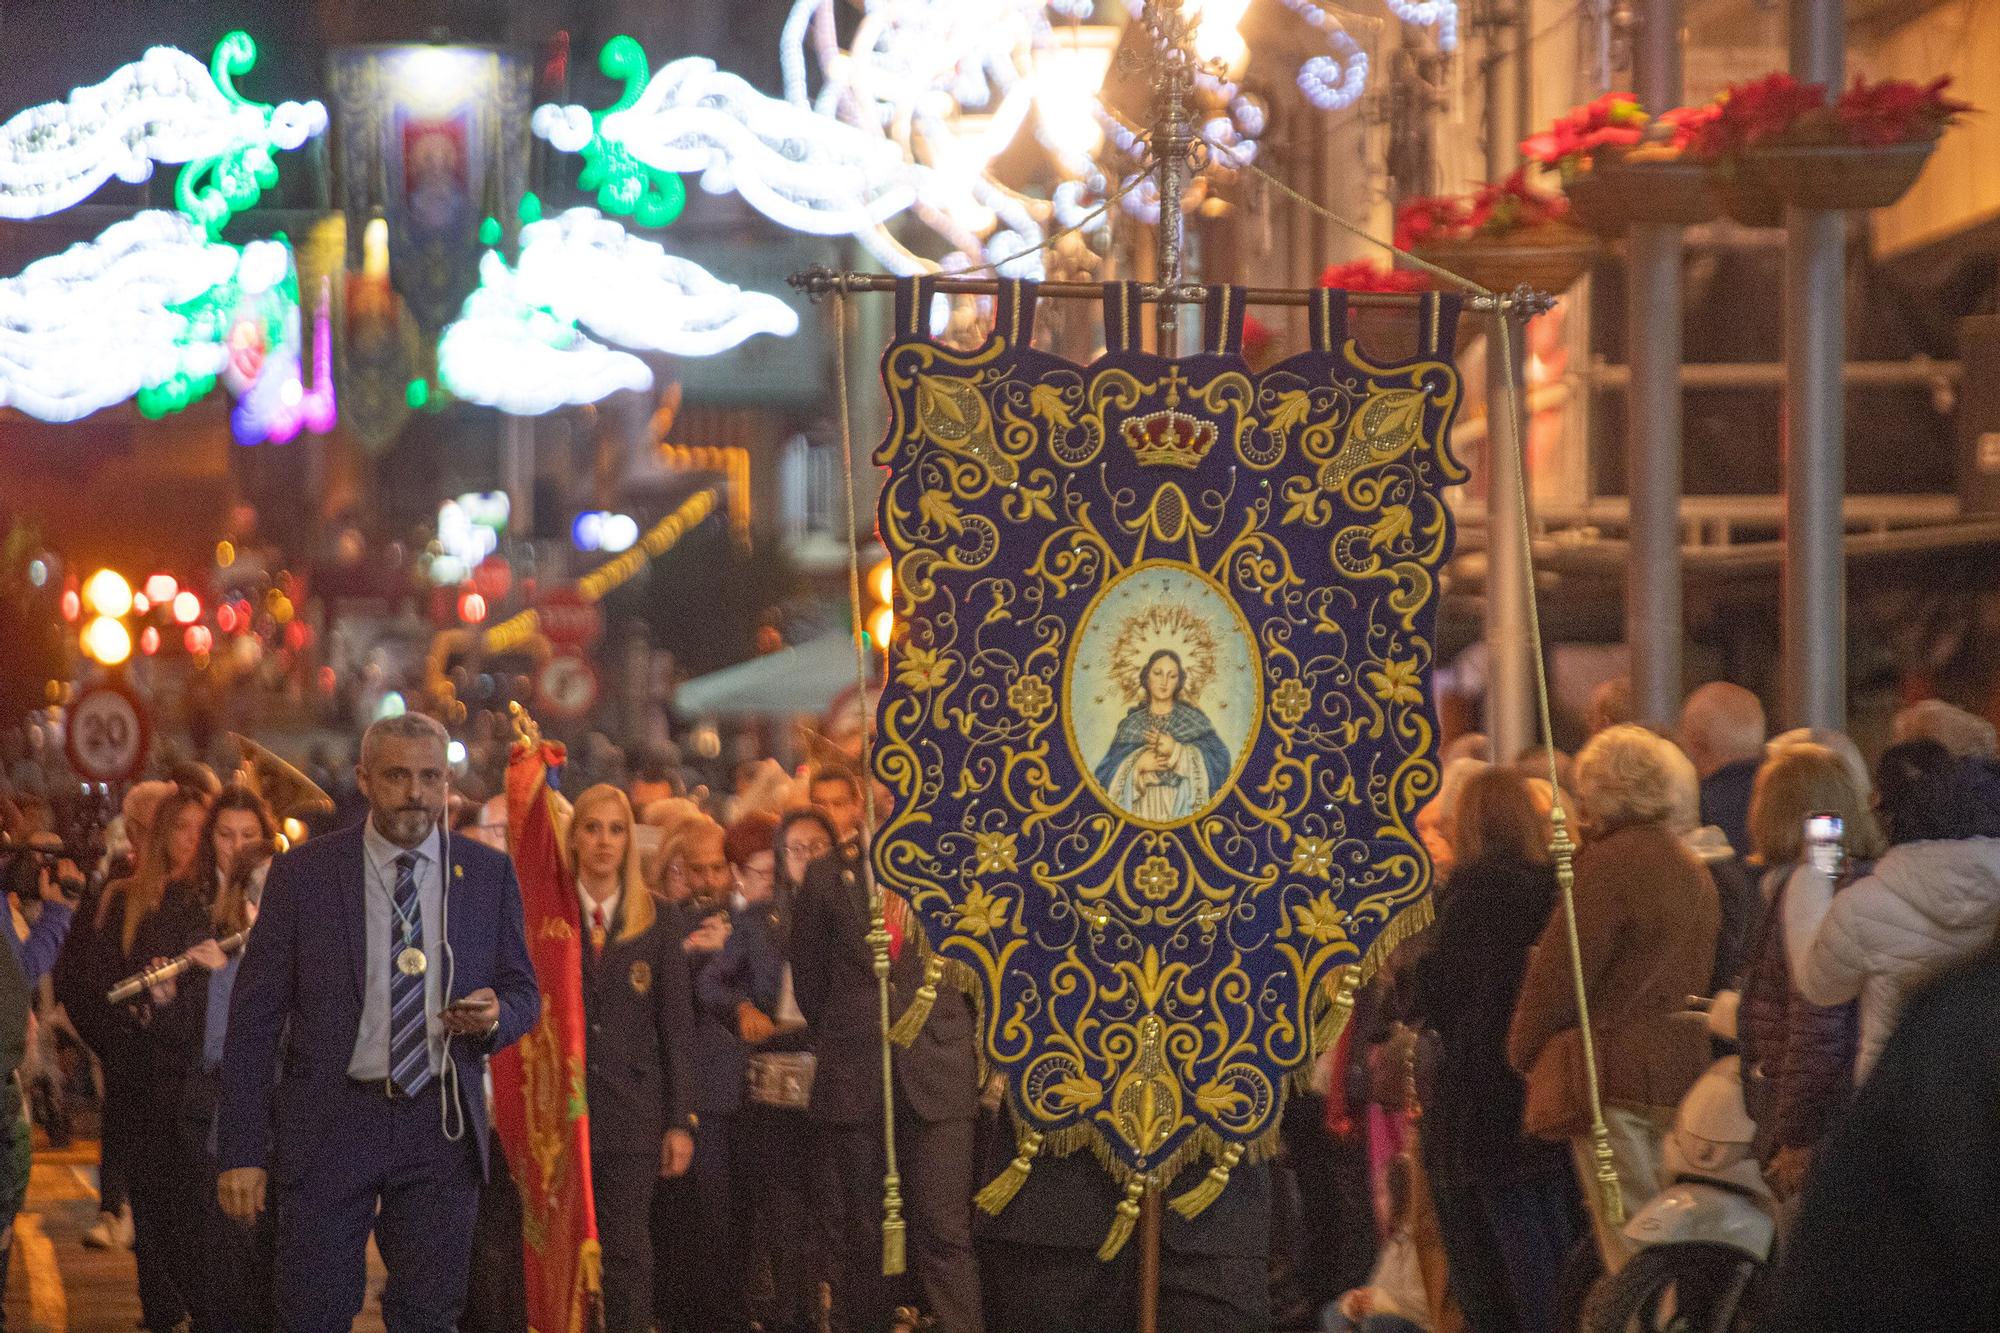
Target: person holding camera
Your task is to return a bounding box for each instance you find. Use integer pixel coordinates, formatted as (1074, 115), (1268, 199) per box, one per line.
(0, 831), (80, 1330)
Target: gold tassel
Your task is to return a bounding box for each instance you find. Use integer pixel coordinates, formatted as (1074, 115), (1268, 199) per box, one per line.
(886, 955), (943, 1047)
(975, 1128), (1044, 1215)
(1314, 965), (1361, 1053)
(1096, 1175), (1147, 1262)
(882, 1171), (908, 1276)
(580, 1237), (602, 1293)
(1169, 1142), (1243, 1221)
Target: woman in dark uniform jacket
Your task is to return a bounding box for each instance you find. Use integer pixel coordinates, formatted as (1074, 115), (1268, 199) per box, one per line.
(119, 791), (222, 1330)
(567, 784), (697, 1333)
(169, 786), (279, 1333)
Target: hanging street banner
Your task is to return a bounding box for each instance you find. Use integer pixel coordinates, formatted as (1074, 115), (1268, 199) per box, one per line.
(872, 276), (1467, 1216)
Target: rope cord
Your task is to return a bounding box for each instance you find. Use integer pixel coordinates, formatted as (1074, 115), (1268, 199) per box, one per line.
(832, 291), (909, 1274)
(1239, 158), (1623, 1221)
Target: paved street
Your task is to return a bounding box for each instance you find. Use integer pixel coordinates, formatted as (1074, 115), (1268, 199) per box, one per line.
(4, 1141), (386, 1333)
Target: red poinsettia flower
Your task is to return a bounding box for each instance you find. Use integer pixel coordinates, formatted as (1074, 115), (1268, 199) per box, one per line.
(1835, 75), (1973, 146)
(1658, 103), (1723, 155)
(1522, 92), (1649, 167)
(1397, 171), (1570, 246)
(1317, 260), (1435, 293)
(1393, 195), (1471, 249)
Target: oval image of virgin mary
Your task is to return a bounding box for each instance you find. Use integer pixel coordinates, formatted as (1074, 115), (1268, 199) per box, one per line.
(1066, 562), (1260, 827)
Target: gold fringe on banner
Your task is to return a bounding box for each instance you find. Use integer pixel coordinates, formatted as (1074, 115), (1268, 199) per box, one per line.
(975, 1127), (1046, 1216)
(1312, 961), (1365, 1056)
(1097, 1174), (1149, 1262)
(1169, 1142), (1244, 1221)
(887, 955), (944, 1047)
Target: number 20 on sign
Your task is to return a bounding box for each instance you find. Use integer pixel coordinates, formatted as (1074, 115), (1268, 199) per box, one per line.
(65, 682), (151, 784)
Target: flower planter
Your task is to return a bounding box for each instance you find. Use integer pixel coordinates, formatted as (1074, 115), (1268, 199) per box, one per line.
(1565, 158), (1721, 235)
(1712, 166), (1786, 228)
(1412, 224), (1601, 297)
(1744, 138), (1937, 211)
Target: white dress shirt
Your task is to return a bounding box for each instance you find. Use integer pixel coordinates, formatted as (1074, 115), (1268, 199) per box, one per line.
(579, 884), (620, 944)
(349, 819), (445, 1080)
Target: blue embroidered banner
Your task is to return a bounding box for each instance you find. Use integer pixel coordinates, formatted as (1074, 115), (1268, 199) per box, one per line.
(872, 277), (1466, 1197)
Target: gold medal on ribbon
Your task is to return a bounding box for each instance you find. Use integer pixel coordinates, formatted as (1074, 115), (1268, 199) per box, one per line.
(396, 945), (428, 977)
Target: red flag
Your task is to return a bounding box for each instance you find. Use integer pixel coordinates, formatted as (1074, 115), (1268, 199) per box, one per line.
(492, 736), (600, 1333)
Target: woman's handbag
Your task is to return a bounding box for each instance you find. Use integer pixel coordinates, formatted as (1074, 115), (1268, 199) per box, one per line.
(744, 1050), (816, 1110)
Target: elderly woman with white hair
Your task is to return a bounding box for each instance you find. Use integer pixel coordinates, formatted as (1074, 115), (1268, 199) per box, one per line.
(1506, 725), (1720, 1274)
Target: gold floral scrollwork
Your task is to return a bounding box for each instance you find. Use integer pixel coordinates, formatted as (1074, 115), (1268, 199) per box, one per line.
(916, 372), (1018, 485)
(1008, 674), (1052, 720)
(1271, 678), (1311, 725)
(974, 832), (1019, 875)
(1367, 657), (1424, 708)
(1289, 890), (1348, 945)
(1108, 1014), (1181, 1159)
(1132, 855), (1180, 903)
(1320, 387), (1426, 495)
(1290, 838), (1335, 880)
(897, 645), (950, 691)
(957, 885), (1009, 937)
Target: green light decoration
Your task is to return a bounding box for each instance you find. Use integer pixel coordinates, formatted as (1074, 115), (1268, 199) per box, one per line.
(575, 37), (686, 230)
(173, 31), (329, 238)
(518, 192), (544, 226)
(137, 235), (302, 421)
(406, 378), (431, 410)
(479, 216), (503, 248)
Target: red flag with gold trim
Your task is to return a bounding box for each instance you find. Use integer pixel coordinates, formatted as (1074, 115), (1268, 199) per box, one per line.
(493, 728), (600, 1333)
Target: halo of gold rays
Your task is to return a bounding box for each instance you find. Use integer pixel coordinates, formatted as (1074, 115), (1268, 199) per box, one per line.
(1107, 602), (1221, 707)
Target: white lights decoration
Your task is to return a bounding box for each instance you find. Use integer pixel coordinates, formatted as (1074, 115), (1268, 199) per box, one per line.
(0, 32), (327, 226)
(0, 210), (236, 423)
(535, 56), (919, 249)
(438, 206), (797, 415)
(437, 249), (654, 416)
(512, 208), (799, 357)
(1385, 0), (1458, 51)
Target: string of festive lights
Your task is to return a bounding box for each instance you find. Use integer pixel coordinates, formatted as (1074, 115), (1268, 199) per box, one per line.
(437, 205), (796, 414)
(0, 210), (236, 423)
(513, 207), (799, 357)
(437, 250), (654, 416)
(482, 489), (722, 651)
(535, 56), (917, 243)
(0, 32), (326, 226)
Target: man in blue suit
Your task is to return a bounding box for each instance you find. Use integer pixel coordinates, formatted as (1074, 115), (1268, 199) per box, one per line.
(216, 712), (539, 1332)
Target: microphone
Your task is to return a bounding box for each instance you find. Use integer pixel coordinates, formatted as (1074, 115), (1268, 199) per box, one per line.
(106, 931), (249, 1005)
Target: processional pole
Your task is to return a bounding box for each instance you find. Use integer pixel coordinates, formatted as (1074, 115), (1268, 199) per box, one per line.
(1134, 1), (1199, 1325)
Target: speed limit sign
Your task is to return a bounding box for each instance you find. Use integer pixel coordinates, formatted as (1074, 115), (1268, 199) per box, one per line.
(65, 682), (151, 784)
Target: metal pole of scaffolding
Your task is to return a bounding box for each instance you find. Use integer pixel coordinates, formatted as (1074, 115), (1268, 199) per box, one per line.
(1483, 3), (1534, 762)
(1782, 0), (1847, 729)
(1627, 0), (1686, 728)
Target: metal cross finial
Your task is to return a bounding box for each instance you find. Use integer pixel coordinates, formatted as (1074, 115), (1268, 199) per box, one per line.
(1138, 0), (1206, 352)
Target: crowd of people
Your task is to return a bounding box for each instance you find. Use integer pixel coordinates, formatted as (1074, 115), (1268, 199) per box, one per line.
(0, 680), (1996, 1333)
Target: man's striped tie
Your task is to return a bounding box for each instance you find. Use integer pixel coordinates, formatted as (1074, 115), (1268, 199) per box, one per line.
(388, 851), (431, 1095)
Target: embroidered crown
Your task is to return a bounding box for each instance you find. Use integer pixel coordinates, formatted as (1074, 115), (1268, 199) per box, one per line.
(1119, 368), (1215, 469)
